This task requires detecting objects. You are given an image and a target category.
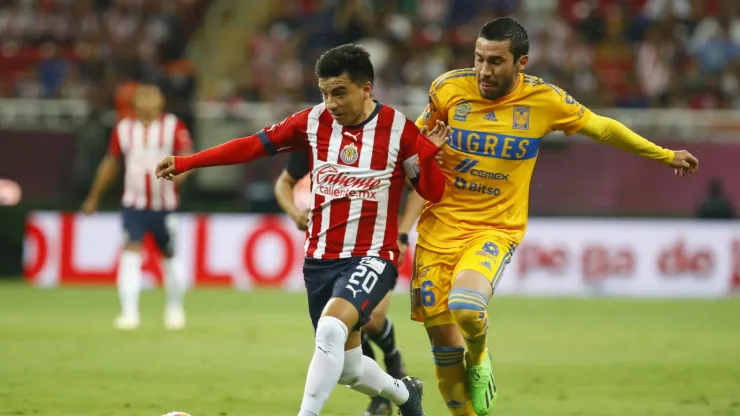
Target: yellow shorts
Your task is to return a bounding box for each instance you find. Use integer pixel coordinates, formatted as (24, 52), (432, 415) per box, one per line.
(410, 235), (515, 327)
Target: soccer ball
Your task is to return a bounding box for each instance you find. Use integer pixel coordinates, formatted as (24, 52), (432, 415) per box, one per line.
(162, 413), (191, 416)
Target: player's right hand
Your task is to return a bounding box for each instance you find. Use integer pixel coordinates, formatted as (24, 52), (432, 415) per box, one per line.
(81, 197), (98, 215)
(155, 156), (177, 181)
(290, 209), (310, 231)
(421, 120), (451, 150)
(670, 150), (699, 177)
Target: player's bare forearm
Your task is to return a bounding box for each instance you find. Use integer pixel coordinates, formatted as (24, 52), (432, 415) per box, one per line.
(87, 155), (120, 200)
(274, 171), (300, 218)
(399, 191), (425, 234)
(579, 114), (674, 164)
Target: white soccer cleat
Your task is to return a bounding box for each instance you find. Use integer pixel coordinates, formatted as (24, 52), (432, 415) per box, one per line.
(164, 307), (186, 330)
(114, 314), (140, 330)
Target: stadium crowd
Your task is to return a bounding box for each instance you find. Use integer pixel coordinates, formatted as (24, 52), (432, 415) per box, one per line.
(241, 0), (740, 109)
(3, 0), (739, 110)
(0, 0), (202, 108)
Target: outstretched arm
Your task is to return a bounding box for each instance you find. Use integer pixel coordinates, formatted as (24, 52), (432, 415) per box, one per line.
(577, 113), (699, 176)
(156, 132), (271, 178)
(156, 110), (309, 180)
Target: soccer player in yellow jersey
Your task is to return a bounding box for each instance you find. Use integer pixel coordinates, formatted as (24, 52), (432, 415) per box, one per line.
(410, 17), (699, 416)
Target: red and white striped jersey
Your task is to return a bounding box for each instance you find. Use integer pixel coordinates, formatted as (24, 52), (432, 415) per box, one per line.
(259, 103), (420, 265)
(108, 113), (192, 211)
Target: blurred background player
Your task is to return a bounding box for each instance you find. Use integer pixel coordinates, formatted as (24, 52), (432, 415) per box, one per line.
(410, 17), (699, 415)
(274, 150), (415, 416)
(154, 44), (447, 416)
(695, 177), (735, 219)
(82, 80), (193, 330)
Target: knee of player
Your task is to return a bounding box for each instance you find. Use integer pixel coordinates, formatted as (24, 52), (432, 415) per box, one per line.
(315, 316), (349, 353)
(431, 345), (465, 367)
(448, 288), (488, 324)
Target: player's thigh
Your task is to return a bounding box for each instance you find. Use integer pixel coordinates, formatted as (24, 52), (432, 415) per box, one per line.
(121, 208), (145, 251)
(410, 245), (457, 326)
(453, 236), (515, 295)
(330, 256), (397, 332)
(148, 210), (177, 257)
(303, 259), (343, 332)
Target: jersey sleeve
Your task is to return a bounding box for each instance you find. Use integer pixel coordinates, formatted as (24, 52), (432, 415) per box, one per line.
(403, 117), (446, 202)
(107, 125), (122, 157)
(285, 150), (310, 180)
(549, 87), (593, 136)
(173, 108), (311, 173)
(173, 119), (193, 154)
(399, 119), (421, 179)
(258, 108), (311, 155)
(415, 79), (448, 131)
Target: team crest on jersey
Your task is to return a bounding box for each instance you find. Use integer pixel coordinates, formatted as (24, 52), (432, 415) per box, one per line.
(453, 101), (472, 122)
(340, 142), (359, 164)
(513, 106), (530, 130)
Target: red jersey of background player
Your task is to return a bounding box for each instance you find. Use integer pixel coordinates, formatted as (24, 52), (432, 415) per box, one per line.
(173, 102), (444, 266)
(109, 113), (192, 211)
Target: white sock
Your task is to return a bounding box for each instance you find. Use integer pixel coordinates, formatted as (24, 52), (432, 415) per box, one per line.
(117, 250), (142, 317)
(162, 257), (185, 310)
(341, 346), (410, 405)
(298, 316), (348, 416)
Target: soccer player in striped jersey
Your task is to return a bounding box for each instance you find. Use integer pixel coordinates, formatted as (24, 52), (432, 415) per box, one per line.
(82, 80), (193, 330)
(156, 44), (447, 416)
(275, 151), (422, 416)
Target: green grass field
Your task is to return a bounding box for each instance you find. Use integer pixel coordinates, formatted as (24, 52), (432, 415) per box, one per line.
(1, 281), (739, 416)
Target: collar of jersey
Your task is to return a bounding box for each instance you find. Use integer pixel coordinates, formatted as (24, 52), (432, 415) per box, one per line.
(344, 100), (383, 130)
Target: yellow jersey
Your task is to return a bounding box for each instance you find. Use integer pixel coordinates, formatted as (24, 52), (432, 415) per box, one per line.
(415, 70), (592, 252)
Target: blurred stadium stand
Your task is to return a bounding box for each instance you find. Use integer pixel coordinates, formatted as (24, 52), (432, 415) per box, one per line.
(0, 0), (738, 224)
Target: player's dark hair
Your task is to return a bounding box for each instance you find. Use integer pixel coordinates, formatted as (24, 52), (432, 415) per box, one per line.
(479, 17), (529, 61)
(315, 44), (374, 85)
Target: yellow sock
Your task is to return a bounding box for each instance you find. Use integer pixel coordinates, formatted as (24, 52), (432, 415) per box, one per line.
(449, 288), (489, 365)
(432, 346), (475, 415)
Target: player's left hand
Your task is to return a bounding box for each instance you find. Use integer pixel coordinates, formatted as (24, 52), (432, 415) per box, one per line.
(156, 156), (178, 181)
(670, 150), (699, 177)
(421, 120), (451, 150)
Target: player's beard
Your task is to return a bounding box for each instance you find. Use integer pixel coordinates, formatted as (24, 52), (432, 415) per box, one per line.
(478, 71), (516, 100)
